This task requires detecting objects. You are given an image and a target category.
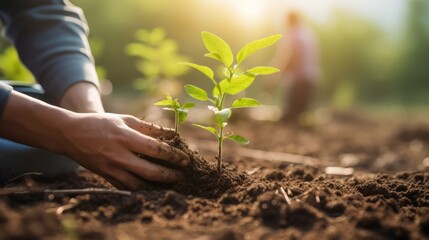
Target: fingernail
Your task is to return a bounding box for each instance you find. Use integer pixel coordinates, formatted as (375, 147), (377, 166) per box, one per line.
(171, 152), (188, 166)
(180, 157), (190, 166)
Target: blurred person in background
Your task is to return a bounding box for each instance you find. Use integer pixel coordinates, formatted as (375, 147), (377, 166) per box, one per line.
(0, 0), (189, 189)
(269, 11), (321, 123)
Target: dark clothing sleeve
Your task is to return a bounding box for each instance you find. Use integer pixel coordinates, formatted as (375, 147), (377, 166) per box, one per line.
(0, 82), (12, 119)
(0, 0), (99, 105)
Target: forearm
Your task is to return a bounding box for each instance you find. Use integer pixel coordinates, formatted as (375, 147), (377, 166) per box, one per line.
(1, 1), (100, 104)
(0, 90), (76, 155)
(60, 82), (104, 113)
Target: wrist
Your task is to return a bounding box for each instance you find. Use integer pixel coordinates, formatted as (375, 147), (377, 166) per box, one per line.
(0, 91), (79, 155)
(60, 82), (105, 113)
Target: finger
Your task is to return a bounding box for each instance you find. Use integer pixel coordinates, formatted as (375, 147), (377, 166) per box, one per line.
(77, 163), (129, 190)
(103, 168), (150, 191)
(126, 130), (190, 167)
(124, 152), (185, 183)
(103, 175), (128, 190)
(123, 115), (175, 139)
(115, 171), (151, 191)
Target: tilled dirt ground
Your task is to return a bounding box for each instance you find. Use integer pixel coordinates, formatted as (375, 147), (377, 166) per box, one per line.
(1, 112), (428, 240)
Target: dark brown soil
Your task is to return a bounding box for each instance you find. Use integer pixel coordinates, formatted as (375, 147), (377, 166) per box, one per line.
(1, 113), (429, 240)
(160, 135), (252, 199)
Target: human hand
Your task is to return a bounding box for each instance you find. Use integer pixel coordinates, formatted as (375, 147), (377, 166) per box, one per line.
(60, 113), (190, 190)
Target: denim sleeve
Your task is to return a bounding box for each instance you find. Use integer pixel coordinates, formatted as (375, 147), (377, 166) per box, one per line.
(0, 82), (12, 118)
(0, 0), (100, 104)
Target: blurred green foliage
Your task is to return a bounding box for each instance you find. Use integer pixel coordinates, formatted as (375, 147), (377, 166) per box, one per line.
(0, 46), (34, 82)
(393, 0), (429, 105)
(89, 38), (107, 80)
(125, 27), (190, 93)
(314, 0), (429, 108)
(315, 11), (386, 107)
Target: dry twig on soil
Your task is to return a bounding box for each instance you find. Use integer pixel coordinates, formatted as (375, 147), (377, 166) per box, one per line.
(0, 188), (132, 197)
(246, 166), (261, 175)
(195, 140), (318, 166)
(280, 186), (292, 205)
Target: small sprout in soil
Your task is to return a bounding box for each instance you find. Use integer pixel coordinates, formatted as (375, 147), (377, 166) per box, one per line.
(180, 31), (282, 172)
(154, 94), (195, 135)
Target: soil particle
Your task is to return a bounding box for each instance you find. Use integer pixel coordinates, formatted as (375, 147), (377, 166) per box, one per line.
(289, 167), (315, 181)
(356, 214), (382, 230)
(420, 215), (429, 236)
(356, 181), (392, 198)
(396, 125), (429, 142)
(254, 191), (285, 226)
(324, 200), (346, 216)
(284, 202), (323, 230)
(246, 182), (271, 200)
(158, 190), (187, 219)
(211, 228), (242, 240)
(385, 225), (411, 240)
(265, 170), (286, 181)
(140, 212), (154, 223)
(0, 201), (62, 239)
(161, 190), (187, 209)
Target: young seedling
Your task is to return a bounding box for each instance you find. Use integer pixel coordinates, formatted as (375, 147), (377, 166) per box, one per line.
(181, 31), (282, 172)
(154, 94), (194, 135)
(126, 27), (190, 94)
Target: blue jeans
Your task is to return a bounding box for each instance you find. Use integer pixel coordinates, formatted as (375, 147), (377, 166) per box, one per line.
(0, 81), (79, 183)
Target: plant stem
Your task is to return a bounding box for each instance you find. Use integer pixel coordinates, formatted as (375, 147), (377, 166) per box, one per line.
(174, 110), (179, 135)
(215, 68), (233, 173)
(218, 127), (224, 173)
(216, 92), (227, 173)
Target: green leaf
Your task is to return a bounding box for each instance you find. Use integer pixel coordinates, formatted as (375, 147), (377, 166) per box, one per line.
(169, 98), (180, 108)
(178, 110), (188, 124)
(204, 53), (223, 63)
(223, 67), (232, 78)
(213, 108), (231, 125)
(179, 62), (215, 83)
(184, 84), (208, 101)
(181, 102), (195, 109)
(246, 66), (279, 75)
(236, 34), (283, 64)
(148, 27), (166, 45)
(226, 134), (250, 145)
(154, 99), (174, 106)
(212, 84), (222, 98)
(201, 31), (234, 67)
(193, 124), (217, 137)
(215, 74), (256, 95)
(125, 43), (155, 59)
(232, 98), (261, 108)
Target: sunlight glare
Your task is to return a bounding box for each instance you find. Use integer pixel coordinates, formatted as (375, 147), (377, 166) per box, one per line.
(206, 0), (268, 23)
(230, 0), (267, 22)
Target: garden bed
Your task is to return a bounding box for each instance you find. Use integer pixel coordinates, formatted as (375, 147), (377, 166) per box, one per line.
(1, 112), (428, 240)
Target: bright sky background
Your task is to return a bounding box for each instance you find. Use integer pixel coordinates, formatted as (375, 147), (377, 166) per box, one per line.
(303, 0), (407, 34)
(211, 0), (407, 35)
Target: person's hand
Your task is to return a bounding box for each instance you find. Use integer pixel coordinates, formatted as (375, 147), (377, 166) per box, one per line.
(60, 113), (190, 190)
(0, 90), (188, 190)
